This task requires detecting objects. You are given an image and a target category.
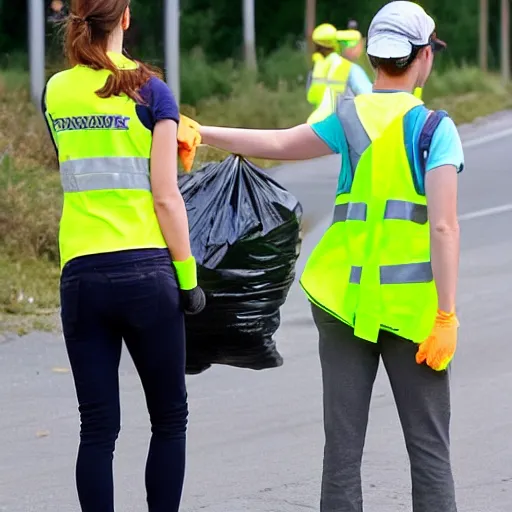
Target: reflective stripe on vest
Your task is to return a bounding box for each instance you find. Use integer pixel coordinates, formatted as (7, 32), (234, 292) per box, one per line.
(336, 97), (371, 172)
(332, 202), (367, 222)
(384, 200), (428, 224)
(311, 77), (347, 86)
(60, 157), (150, 192)
(336, 197), (432, 286)
(349, 262), (433, 284)
(333, 200), (428, 224)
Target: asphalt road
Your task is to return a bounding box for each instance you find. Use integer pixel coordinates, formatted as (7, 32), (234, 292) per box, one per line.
(2, 111), (512, 511)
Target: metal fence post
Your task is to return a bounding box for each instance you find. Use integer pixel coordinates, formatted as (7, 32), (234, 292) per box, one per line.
(243, 0), (257, 70)
(164, 0), (180, 104)
(479, 0), (488, 71)
(28, 0), (46, 108)
(501, 0), (510, 82)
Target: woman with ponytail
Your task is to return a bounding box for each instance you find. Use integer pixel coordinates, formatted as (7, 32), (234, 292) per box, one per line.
(42, 1), (205, 511)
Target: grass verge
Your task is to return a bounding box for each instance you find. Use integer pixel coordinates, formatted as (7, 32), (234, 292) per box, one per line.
(1, 61), (512, 334)
(0, 256), (61, 336)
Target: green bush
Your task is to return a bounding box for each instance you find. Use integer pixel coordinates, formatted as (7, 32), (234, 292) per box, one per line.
(259, 45), (309, 89)
(1, 56), (512, 325)
(425, 64), (506, 100)
(0, 71), (56, 170)
(180, 45), (310, 107)
(194, 79), (310, 128)
(180, 48), (236, 106)
(1, 58), (511, 276)
(0, 156), (60, 262)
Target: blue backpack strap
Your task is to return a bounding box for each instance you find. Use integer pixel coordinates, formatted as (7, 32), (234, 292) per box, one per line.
(418, 109), (448, 173)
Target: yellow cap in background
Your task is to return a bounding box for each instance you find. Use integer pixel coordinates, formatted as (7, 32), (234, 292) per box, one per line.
(312, 23), (339, 49)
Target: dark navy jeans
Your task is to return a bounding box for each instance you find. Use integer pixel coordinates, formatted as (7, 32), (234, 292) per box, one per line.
(60, 249), (187, 512)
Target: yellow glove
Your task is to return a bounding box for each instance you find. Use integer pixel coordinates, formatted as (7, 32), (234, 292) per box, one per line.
(416, 309), (459, 371)
(177, 114), (202, 172)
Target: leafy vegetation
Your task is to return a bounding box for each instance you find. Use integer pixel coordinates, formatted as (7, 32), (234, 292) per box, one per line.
(0, 0), (505, 69)
(1, 46), (512, 332)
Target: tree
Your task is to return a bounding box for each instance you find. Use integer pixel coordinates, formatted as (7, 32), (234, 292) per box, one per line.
(0, 0), (503, 69)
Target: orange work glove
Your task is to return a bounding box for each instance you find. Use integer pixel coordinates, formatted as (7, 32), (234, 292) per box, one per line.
(177, 114), (202, 172)
(416, 309), (459, 371)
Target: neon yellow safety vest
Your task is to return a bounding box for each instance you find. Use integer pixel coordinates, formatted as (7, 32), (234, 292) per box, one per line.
(44, 52), (167, 270)
(414, 87), (423, 99)
(307, 57), (353, 125)
(301, 93), (437, 343)
(307, 52), (343, 109)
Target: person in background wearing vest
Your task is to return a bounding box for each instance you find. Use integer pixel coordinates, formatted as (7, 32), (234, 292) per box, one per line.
(42, 0), (205, 511)
(307, 26), (372, 125)
(307, 23), (343, 111)
(179, 2), (462, 511)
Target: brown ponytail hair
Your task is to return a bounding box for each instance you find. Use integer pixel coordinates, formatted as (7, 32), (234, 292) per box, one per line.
(65, 0), (162, 103)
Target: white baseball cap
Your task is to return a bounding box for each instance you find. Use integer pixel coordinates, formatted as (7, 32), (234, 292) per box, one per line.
(367, 1), (446, 59)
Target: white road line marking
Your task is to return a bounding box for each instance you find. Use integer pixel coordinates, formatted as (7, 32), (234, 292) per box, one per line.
(459, 203), (512, 221)
(462, 127), (512, 149)
(459, 127), (512, 220)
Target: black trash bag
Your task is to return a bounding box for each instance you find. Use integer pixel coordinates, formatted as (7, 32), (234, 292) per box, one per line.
(178, 154), (303, 374)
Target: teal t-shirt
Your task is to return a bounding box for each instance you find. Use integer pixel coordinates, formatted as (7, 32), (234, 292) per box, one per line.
(347, 63), (373, 95)
(311, 91), (464, 195)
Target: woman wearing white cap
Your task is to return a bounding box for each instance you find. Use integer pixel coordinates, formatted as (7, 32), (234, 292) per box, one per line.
(179, 2), (461, 510)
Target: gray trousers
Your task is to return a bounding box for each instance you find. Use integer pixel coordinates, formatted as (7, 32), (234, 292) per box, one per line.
(312, 306), (457, 512)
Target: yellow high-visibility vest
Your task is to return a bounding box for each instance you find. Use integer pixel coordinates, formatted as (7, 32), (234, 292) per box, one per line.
(44, 52), (167, 269)
(307, 52), (343, 109)
(301, 93), (437, 343)
(307, 57), (352, 124)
